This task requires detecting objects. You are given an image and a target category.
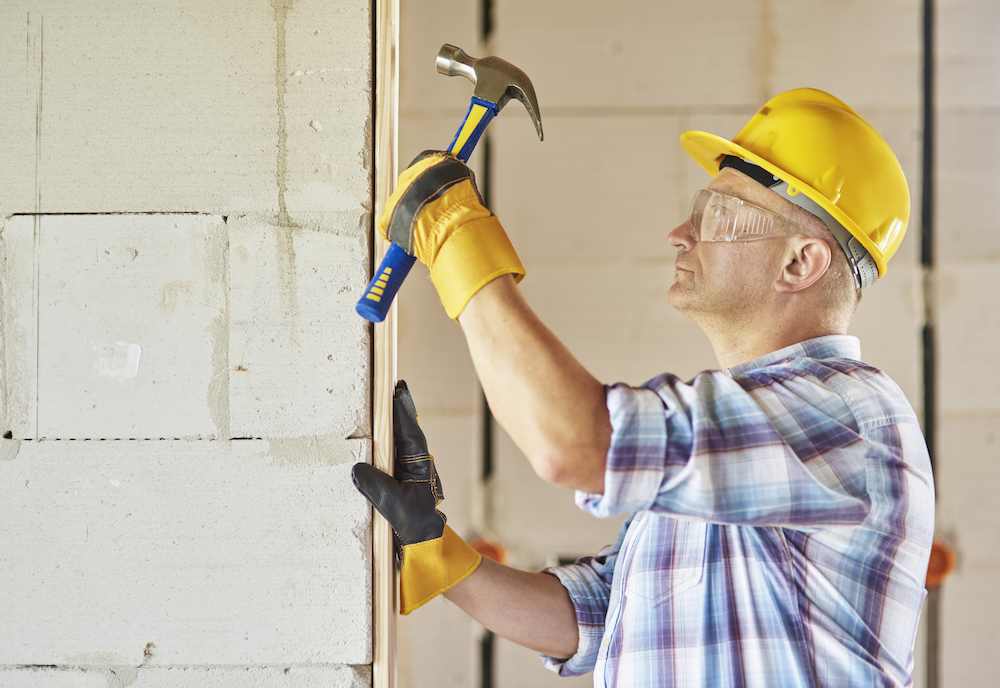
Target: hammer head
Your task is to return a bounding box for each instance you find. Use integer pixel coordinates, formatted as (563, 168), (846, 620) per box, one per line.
(437, 44), (543, 142)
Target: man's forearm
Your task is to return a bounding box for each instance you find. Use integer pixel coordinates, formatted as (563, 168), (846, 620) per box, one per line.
(443, 556), (579, 660)
(459, 276), (611, 493)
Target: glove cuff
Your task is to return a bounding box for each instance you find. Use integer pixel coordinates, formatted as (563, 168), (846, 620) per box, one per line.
(429, 215), (526, 319)
(399, 524), (483, 615)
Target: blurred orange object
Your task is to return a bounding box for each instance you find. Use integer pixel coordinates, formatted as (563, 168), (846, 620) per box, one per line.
(925, 538), (957, 590)
(470, 537), (508, 565)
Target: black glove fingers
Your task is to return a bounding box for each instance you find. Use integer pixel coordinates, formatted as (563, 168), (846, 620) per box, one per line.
(393, 381), (428, 456)
(396, 454), (445, 505)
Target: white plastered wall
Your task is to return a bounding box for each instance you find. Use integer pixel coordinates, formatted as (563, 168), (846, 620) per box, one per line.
(0, 1), (376, 686)
(396, 1), (1000, 687)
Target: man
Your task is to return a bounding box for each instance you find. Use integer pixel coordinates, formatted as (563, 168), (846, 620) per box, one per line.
(353, 88), (935, 687)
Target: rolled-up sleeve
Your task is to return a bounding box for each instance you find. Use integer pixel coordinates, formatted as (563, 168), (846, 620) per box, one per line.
(537, 520), (628, 676)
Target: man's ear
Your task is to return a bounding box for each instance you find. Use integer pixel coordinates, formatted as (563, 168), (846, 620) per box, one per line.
(775, 237), (831, 293)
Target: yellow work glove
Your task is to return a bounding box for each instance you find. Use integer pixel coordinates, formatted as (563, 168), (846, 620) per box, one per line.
(377, 151), (525, 319)
(351, 380), (482, 614)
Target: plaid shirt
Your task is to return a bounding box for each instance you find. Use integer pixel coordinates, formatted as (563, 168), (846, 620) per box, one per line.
(543, 336), (934, 687)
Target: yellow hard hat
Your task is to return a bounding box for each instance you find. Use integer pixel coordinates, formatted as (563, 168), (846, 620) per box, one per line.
(680, 88), (909, 290)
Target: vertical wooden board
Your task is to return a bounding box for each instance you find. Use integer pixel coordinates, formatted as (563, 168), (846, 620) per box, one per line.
(0, 439), (372, 666)
(228, 215), (370, 439)
(0, 217), (39, 438)
(32, 215), (227, 440)
(494, 0), (762, 108)
(373, 0), (401, 686)
(0, 0), (279, 215)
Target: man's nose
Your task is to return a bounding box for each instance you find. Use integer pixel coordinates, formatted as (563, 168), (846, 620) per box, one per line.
(668, 221), (696, 250)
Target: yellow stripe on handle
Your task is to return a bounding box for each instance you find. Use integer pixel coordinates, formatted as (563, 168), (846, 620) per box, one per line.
(450, 103), (489, 157)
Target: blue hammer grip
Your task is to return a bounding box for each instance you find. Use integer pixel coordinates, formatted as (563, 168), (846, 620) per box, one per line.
(355, 242), (418, 322)
(447, 96), (499, 163)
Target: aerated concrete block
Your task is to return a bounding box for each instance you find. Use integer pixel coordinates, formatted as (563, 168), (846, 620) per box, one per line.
(399, 0), (479, 117)
(0, 0), (373, 218)
(396, 262), (479, 413)
(937, 260), (1000, 414)
(0, 217), (39, 438)
(496, 634), (593, 688)
(848, 259), (924, 413)
(936, 112), (1000, 260)
(397, 599), (477, 688)
(494, 0), (761, 109)
(228, 215), (370, 439)
(0, 438), (372, 666)
(491, 115), (682, 264)
(936, 414), (1000, 562)
(493, 426), (627, 572)
(938, 0), (1000, 108)
(0, 1), (277, 215)
(277, 0), (373, 216)
(770, 0), (921, 109)
(517, 260), (717, 386)
(0, 665), (372, 688)
(2, 214), (228, 440)
(941, 566), (1000, 686)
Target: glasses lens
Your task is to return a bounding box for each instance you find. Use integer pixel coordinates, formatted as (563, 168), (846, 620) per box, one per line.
(688, 190), (783, 242)
(688, 190), (710, 238)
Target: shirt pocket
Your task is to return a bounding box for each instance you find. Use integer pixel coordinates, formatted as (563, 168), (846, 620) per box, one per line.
(624, 517), (708, 607)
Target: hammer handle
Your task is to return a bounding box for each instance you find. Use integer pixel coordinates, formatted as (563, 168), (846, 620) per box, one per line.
(447, 96), (499, 163)
(356, 96), (498, 322)
(355, 243), (417, 323)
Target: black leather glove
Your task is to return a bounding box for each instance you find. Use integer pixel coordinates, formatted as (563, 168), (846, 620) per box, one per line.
(352, 380), (481, 614)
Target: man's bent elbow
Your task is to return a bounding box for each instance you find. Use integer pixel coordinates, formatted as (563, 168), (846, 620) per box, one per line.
(530, 444), (606, 495)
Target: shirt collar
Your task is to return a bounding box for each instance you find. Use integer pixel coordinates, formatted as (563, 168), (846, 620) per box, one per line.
(724, 335), (862, 377)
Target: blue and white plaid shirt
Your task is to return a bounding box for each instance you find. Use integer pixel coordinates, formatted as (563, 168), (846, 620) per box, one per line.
(543, 336), (934, 687)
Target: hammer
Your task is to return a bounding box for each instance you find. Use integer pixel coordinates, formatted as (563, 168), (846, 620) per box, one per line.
(356, 44), (543, 323)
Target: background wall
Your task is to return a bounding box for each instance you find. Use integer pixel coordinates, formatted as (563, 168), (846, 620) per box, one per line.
(0, 1), (375, 686)
(395, 1), (998, 687)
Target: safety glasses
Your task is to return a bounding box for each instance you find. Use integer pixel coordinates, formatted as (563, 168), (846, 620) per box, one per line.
(688, 189), (806, 242)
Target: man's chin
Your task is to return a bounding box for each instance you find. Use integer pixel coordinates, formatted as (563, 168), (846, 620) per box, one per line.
(667, 282), (692, 313)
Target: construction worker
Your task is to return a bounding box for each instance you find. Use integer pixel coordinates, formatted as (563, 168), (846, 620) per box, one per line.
(353, 88), (935, 687)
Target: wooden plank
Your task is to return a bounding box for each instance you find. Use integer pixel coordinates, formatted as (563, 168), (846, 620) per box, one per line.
(373, 0), (400, 687)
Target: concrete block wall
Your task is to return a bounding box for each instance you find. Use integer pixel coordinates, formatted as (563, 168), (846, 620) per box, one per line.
(1, 1), (376, 686)
(394, 1), (1000, 687)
